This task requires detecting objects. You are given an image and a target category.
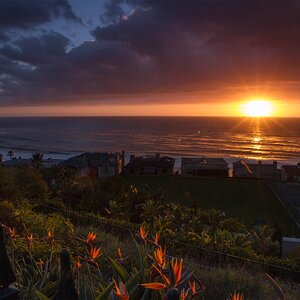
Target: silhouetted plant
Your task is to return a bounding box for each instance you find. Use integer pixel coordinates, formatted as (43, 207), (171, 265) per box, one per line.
(0, 225), (16, 288)
(32, 152), (44, 169)
(55, 249), (78, 300)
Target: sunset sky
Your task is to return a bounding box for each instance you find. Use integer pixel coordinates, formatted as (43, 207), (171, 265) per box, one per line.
(1, 0), (300, 117)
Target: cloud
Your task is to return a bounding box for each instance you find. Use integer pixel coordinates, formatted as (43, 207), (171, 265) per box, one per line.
(100, 0), (126, 24)
(0, 32), (8, 42)
(0, 32), (70, 66)
(0, 0), (81, 29)
(1, 0), (300, 106)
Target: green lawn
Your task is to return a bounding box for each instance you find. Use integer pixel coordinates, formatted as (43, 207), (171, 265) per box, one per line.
(126, 176), (299, 235)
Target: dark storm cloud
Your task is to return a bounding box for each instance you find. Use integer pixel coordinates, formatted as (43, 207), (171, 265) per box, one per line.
(0, 32), (8, 42)
(1, 0), (300, 105)
(0, 0), (81, 48)
(0, 0), (81, 29)
(0, 32), (70, 66)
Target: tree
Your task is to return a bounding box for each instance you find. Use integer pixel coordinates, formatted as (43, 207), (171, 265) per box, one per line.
(46, 165), (77, 205)
(7, 150), (14, 160)
(32, 152), (44, 169)
(14, 168), (48, 202)
(0, 168), (20, 201)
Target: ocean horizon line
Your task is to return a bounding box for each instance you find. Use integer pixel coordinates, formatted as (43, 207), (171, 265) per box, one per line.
(0, 115), (299, 119)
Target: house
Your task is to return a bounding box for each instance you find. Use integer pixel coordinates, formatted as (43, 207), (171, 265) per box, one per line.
(124, 154), (174, 175)
(233, 160), (280, 180)
(281, 164), (300, 182)
(181, 157), (229, 177)
(43, 158), (64, 168)
(60, 152), (124, 178)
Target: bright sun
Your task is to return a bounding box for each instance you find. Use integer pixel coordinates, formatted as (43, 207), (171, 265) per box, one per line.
(242, 100), (274, 117)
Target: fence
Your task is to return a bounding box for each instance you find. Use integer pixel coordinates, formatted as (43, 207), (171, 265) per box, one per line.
(163, 238), (300, 282)
(36, 204), (136, 240)
(37, 204), (300, 283)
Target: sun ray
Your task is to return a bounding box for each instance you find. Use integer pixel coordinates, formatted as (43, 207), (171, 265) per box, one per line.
(242, 100), (274, 117)
(263, 117), (296, 137)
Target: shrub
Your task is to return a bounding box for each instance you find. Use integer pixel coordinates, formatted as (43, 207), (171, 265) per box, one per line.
(13, 167), (48, 202)
(0, 200), (19, 228)
(288, 247), (300, 265)
(0, 168), (20, 201)
(18, 210), (74, 241)
(231, 246), (259, 260)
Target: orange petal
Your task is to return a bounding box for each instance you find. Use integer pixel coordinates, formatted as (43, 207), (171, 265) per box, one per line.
(141, 282), (166, 290)
(152, 264), (170, 285)
(118, 247), (122, 259)
(175, 259), (183, 284)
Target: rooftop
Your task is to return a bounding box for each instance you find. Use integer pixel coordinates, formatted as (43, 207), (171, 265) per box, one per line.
(181, 157), (228, 170)
(233, 160), (280, 178)
(60, 152), (120, 168)
(126, 156), (175, 169)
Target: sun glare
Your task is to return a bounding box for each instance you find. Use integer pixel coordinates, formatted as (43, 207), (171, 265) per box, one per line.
(242, 100), (274, 117)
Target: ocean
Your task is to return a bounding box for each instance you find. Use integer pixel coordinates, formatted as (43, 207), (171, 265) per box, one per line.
(0, 117), (299, 166)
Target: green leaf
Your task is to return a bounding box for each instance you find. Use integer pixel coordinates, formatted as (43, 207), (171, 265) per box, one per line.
(35, 291), (51, 300)
(79, 278), (93, 300)
(130, 231), (147, 282)
(125, 271), (141, 293)
(110, 258), (130, 282)
(95, 282), (114, 300)
(39, 281), (59, 297)
(140, 288), (151, 300)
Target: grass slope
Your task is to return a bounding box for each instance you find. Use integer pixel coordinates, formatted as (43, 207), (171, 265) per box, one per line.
(126, 176), (298, 235)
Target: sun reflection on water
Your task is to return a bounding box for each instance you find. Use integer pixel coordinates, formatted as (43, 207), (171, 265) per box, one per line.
(251, 118), (263, 151)
(253, 136), (261, 143)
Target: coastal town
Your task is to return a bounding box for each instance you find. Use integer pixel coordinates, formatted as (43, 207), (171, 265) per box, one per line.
(0, 150), (299, 182)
